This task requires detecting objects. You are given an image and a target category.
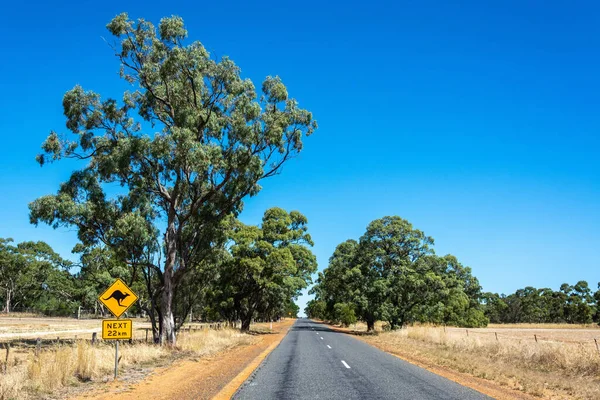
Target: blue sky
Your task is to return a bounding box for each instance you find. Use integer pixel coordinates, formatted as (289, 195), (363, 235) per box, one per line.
(1, 1), (599, 315)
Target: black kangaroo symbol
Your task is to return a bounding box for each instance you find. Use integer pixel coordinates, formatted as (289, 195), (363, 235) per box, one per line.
(103, 290), (130, 307)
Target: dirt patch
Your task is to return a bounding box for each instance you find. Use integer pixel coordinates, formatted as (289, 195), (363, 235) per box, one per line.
(70, 319), (295, 400)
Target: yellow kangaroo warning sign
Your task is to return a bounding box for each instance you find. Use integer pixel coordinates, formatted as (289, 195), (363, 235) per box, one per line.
(99, 278), (138, 318)
(102, 319), (133, 340)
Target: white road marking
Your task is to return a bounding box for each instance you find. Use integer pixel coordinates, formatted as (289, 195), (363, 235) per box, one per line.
(327, 345), (332, 349)
(320, 337), (324, 340)
(341, 360), (351, 369)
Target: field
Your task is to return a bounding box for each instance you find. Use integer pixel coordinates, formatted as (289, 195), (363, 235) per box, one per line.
(344, 322), (600, 399)
(0, 315), (240, 341)
(0, 314), (265, 400)
(448, 324), (600, 348)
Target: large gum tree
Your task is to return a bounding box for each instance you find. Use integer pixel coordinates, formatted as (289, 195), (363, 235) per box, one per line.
(29, 13), (316, 345)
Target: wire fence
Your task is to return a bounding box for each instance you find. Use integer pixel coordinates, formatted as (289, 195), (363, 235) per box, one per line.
(446, 327), (600, 353)
(0, 320), (239, 352)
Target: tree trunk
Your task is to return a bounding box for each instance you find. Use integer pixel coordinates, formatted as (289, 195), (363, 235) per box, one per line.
(160, 220), (178, 346)
(241, 316), (251, 331)
(366, 316), (375, 332)
(4, 289), (10, 314)
(240, 307), (253, 332)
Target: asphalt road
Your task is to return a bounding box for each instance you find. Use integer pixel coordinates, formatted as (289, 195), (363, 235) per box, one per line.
(234, 318), (491, 400)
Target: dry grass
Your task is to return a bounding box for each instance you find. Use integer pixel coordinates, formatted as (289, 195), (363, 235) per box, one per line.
(0, 368), (26, 400)
(0, 327), (256, 399)
(488, 323), (600, 330)
(24, 341), (169, 396)
(178, 327), (256, 356)
(363, 325), (600, 399)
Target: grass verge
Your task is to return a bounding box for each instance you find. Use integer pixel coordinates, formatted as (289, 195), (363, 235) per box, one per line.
(358, 325), (600, 399)
(0, 327), (256, 399)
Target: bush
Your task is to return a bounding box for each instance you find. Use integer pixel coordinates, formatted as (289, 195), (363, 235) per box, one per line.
(334, 303), (357, 327)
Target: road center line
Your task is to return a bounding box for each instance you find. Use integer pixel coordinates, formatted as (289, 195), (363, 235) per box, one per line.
(327, 345), (331, 349)
(341, 360), (351, 369)
(320, 337), (324, 340)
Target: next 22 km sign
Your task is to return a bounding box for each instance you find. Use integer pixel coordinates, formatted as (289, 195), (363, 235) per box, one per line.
(102, 319), (133, 340)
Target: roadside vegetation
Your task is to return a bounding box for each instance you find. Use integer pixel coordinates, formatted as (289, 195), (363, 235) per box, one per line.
(0, 326), (258, 399)
(352, 323), (600, 400)
(306, 216), (491, 330)
(306, 216), (600, 329)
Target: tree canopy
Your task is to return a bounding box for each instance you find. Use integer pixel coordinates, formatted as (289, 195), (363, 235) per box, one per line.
(482, 282), (599, 324)
(0, 239), (75, 315)
(308, 216), (488, 329)
(29, 13), (316, 344)
(214, 208), (317, 330)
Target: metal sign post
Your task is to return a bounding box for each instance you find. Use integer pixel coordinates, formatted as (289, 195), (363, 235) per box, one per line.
(114, 340), (119, 379)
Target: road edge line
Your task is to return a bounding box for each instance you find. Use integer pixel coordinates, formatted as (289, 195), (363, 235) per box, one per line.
(212, 323), (292, 400)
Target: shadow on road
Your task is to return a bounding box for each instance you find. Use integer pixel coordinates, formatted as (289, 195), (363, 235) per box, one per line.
(305, 320), (379, 336)
(246, 330), (279, 335)
(290, 324), (331, 332)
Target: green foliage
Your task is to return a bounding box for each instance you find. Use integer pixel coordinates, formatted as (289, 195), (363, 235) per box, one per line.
(311, 216), (488, 329)
(0, 238), (76, 316)
(304, 299), (326, 319)
(483, 281), (599, 324)
(214, 208), (317, 330)
(29, 12), (316, 343)
(284, 299), (300, 318)
(333, 303), (357, 327)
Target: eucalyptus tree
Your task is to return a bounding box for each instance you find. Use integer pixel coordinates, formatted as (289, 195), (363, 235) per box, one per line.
(357, 216), (434, 330)
(29, 13), (316, 344)
(312, 216), (488, 329)
(217, 208), (317, 331)
(304, 299), (327, 319)
(73, 246), (148, 319)
(0, 239), (74, 315)
(311, 239), (361, 320)
(423, 255), (487, 327)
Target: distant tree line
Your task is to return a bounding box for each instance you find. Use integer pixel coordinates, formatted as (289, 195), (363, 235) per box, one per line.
(305, 215), (599, 329)
(482, 282), (600, 324)
(306, 216), (488, 330)
(0, 208), (313, 333)
(0, 239), (76, 315)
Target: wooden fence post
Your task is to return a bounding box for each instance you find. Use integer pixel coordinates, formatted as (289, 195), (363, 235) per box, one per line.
(91, 332), (97, 345)
(35, 338), (41, 356)
(145, 329), (149, 343)
(4, 343), (10, 373)
(594, 338), (599, 354)
(534, 334), (538, 343)
(466, 329), (469, 337)
(495, 332), (498, 342)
